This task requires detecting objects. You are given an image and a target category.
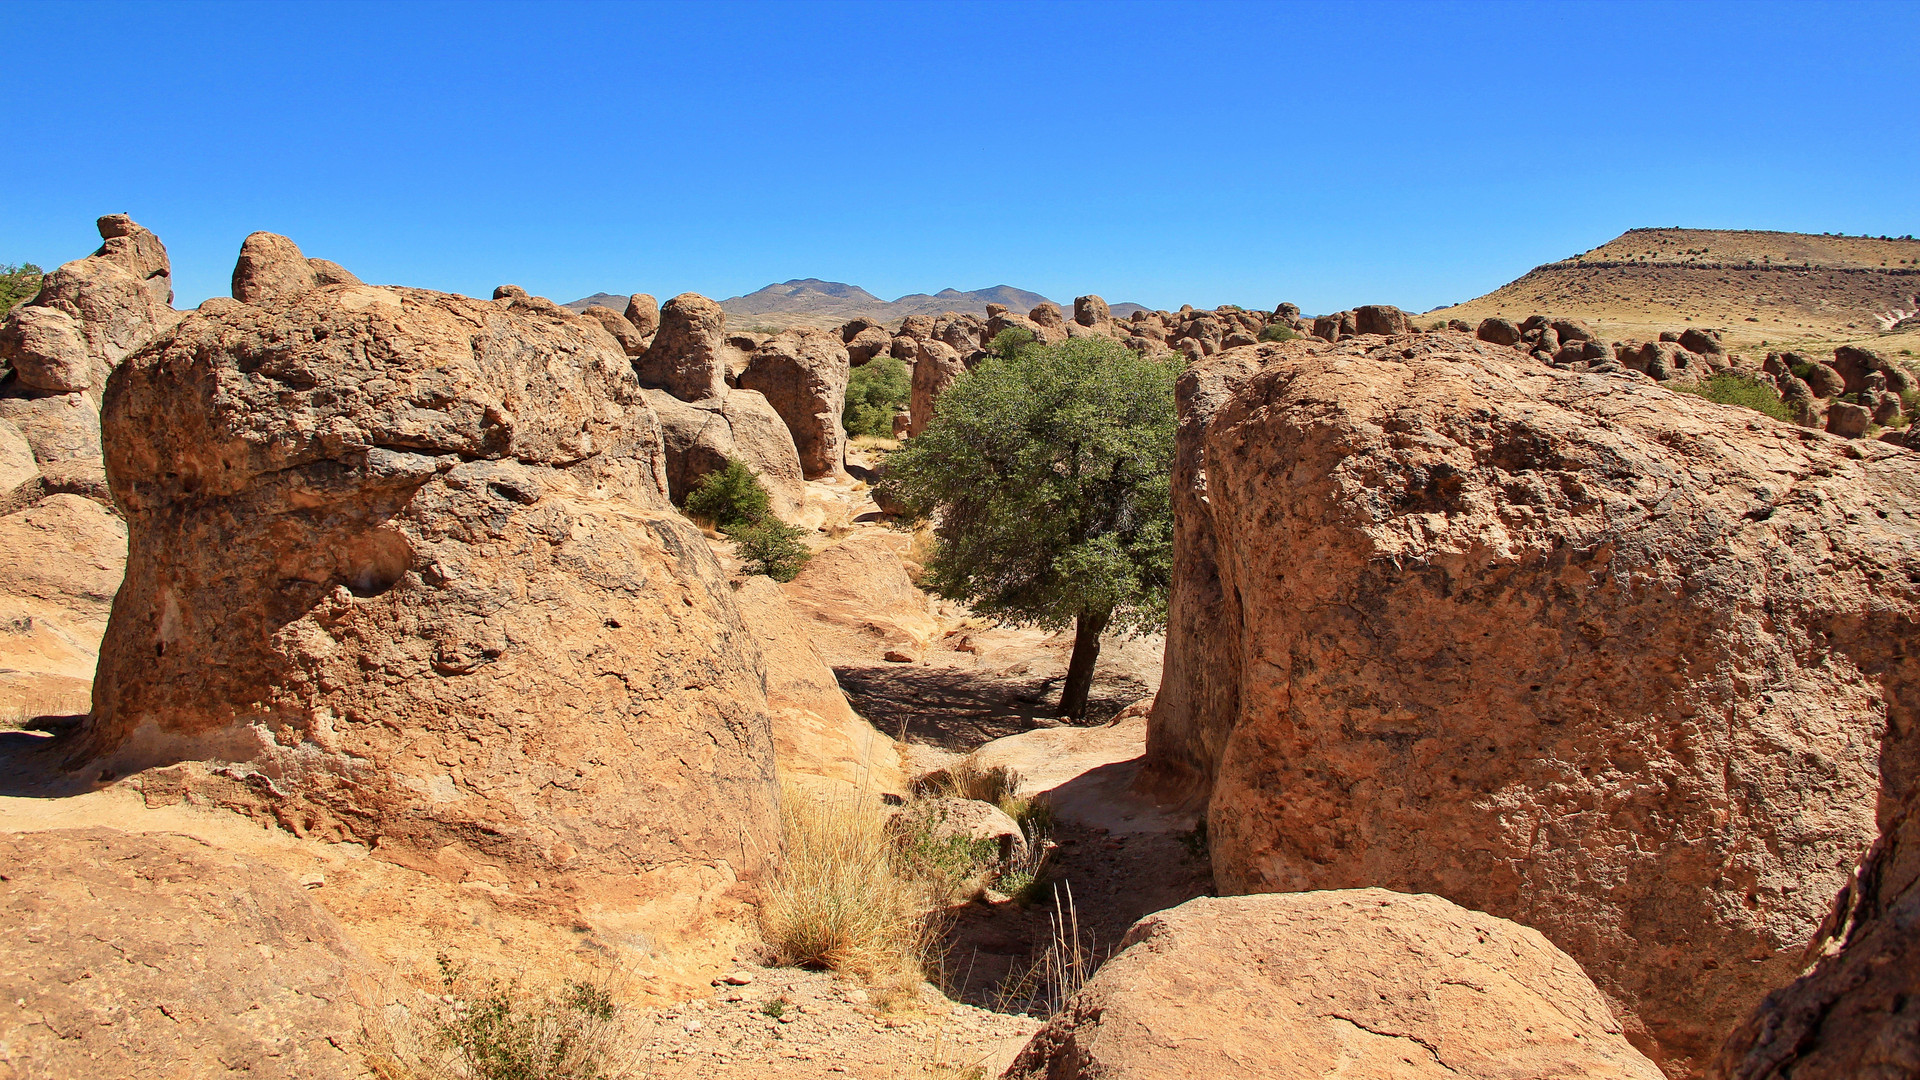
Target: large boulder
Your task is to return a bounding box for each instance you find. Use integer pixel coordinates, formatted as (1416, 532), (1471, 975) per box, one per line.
(1073, 294), (1112, 329)
(731, 575), (903, 798)
(579, 304), (647, 357)
(623, 292), (660, 342)
(0, 828), (378, 1080)
(1005, 889), (1663, 1080)
(643, 386), (807, 518)
(738, 327), (851, 479)
(1832, 344), (1911, 395)
(230, 231), (362, 304)
(845, 324), (893, 366)
(1709, 765), (1920, 1078)
(781, 532), (940, 667)
(908, 339), (963, 438)
(634, 292), (731, 402)
(1352, 303), (1412, 336)
(0, 494), (126, 718)
(1, 214), (178, 398)
(72, 272), (780, 948)
(1150, 332), (1920, 1075)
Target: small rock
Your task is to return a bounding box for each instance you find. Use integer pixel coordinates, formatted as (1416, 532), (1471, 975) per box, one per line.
(883, 650), (917, 664)
(721, 971), (755, 985)
(298, 872), (325, 889)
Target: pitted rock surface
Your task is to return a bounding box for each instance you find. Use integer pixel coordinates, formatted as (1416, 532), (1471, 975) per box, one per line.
(1149, 332), (1920, 1075)
(74, 277), (779, 944)
(1004, 890), (1664, 1080)
(739, 328), (851, 479)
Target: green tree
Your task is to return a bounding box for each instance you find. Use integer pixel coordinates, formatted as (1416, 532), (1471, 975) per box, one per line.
(879, 336), (1176, 718)
(684, 457), (771, 528)
(0, 263), (44, 314)
(843, 355), (911, 437)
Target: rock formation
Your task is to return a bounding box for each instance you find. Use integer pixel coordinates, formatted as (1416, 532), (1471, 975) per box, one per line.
(738, 327), (851, 479)
(75, 253), (781, 944)
(781, 533), (941, 667)
(731, 575), (903, 797)
(908, 339), (963, 438)
(643, 386), (807, 517)
(1005, 889), (1664, 1080)
(580, 304), (648, 356)
(624, 292), (660, 342)
(230, 231), (362, 304)
(0, 828), (377, 1080)
(635, 292), (733, 401)
(1148, 332), (1920, 1074)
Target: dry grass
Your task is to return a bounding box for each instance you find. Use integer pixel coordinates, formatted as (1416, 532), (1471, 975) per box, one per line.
(985, 882), (1096, 1018)
(760, 783), (939, 998)
(361, 959), (637, 1080)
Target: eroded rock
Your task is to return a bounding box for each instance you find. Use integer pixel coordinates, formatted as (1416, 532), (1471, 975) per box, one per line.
(738, 328), (851, 479)
(1005, 889), (1663, 1080)
(1150, 332), (1920, 1074)
(635, 292), (732, 402)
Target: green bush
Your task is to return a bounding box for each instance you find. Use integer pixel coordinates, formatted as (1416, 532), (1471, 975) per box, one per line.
(843, 355), (911, 438)
(0, 263), (42, 314)
(1258, 324), (1298, 343)
(422, 955), (626, 1080)
(1670, 373), (1797, 423)
(683, 458), (770, 529)
(987, 327), (1035, 362)
(726, 518), (810, 582)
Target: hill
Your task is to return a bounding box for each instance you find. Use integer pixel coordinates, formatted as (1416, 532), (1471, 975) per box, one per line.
(1429, 228), (1920, 354)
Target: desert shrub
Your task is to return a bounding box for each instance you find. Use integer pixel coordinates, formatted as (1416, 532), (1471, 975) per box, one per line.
(760, 784), (933, 990)
(986, 326), (1035, 362)
(365, 955), (633, 1080)
(1258, 323), (1298, 343)
(1670, 373), (1796, 423)
(843, 355), (911, 437)
(683, 458), (770, 529)
(892, 807), (1003, 905)
(0, 263), (42, 314)
(726, 517), (810, 582)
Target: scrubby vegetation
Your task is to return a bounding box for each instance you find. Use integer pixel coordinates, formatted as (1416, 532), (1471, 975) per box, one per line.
(1670, 372), (1797, 423)
(1258, 323), (1297, 343)
(365, 956), (633, 1080)
(843, 355), (911, 437)
(0, 262), (42, 313)
(878, 336), (1177, 718)
(683, 458), (810, 581)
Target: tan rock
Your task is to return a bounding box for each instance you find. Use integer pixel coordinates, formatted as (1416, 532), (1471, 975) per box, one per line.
(623, 292), (660, 341)
(1004, 890), (1664, 1080)
(1353, 303), (1412, 336)
(1153, 332), (1919, 1074)
(782, 532), (940, 667)
(73, 278), (779, 950)
(493, 284), (528, 300)
(1073, 294), (1112, 328)
(732, 574), (904, 798)
(93, 213), (173, 306)
(739, 327), (851, 479)
(908, 338), (964, 437)
(0, 418), (35, 501)
(636, 292), (731, 401)
(644, 386), (807, 519)
(846, 324), (893, 366)
(1709, 778), (1920, 1079)
(580, 304), (648, 356)
(0, 828), (378, 1080)
(230, 231), (319, 303)
(0, 494), (126, 719)
(0, 305), (90, 393)
(896, 796), (1026, 867)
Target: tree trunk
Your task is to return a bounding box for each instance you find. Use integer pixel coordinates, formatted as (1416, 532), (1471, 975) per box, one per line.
(1058, 609), (1111, 720)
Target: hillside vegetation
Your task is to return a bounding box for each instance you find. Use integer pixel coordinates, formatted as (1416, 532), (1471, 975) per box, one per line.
(1430, 228), (1920, 355)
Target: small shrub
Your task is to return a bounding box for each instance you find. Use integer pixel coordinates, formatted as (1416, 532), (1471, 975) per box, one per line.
(1670, 373), (1797, 423)
(892, 802), (1003, 904)
(987, 326), (1035, 362)
(725, 517), (810, 582)
(760, 784), (933, 987)
(1257, 324), (1297, 343)
(844, 355), (912, 438)
(365, 955), (633, 1080)
(0, 263), (42, 314)
(684, 458), (770, 529)
(758, 1000), (786, 1019)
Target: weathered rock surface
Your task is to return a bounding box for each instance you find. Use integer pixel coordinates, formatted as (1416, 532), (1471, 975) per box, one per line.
(781, 532), (940, 667)
(845, 324), (893, 366)
(1150, 332), (1919, 1074)
(643, 386), (807, 518)
(1, 214), (177, 399)
(623, 292), (660, 342)
(0, 494), (127, 715)
(1005, 889), (1663, 1080)
(0, 828), (377, 1080)
(908, 339), (963, 437)
(230, 231), (361, 304)
(732, 575), (903, 798)
(738, 328), (850, 479)
(580, 304), (647, 356)
(1353, 303), (1412, 336)
(896, 797), (1027, 867)
(74, 272), (780, 946)
(635, 292), (732, 401)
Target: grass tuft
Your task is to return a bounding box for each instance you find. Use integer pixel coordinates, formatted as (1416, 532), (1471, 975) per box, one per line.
(1670, 372), (1797, 423)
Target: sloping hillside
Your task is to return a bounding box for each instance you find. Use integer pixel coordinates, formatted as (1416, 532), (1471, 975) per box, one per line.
(1430, 228), (1920, 353)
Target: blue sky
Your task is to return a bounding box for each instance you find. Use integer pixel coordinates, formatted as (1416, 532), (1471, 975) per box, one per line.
(6, 0), (1916, 314)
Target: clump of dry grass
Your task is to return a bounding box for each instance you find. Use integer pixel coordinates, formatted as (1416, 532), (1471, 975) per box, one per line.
(760, 783), (938, 995)
(920, 761), (1056, 839)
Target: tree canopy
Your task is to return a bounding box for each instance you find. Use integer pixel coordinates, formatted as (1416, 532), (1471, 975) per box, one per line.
(879, 335), (1177, 717)
(0, 263), (44, 314)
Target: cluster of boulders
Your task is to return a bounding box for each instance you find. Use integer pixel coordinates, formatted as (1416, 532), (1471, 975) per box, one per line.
(1145, 328), (1920, 1077)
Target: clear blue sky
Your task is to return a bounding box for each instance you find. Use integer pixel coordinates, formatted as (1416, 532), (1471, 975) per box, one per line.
(6, 0), (1916, 315)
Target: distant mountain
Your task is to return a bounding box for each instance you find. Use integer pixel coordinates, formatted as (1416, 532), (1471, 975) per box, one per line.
(564, 279), (1155, 331)
(562, 292), (628, 313)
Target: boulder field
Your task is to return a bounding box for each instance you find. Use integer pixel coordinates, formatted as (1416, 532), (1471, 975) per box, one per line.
(67, 243), (783, 953)
(1147, 331), (1920, 1075)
